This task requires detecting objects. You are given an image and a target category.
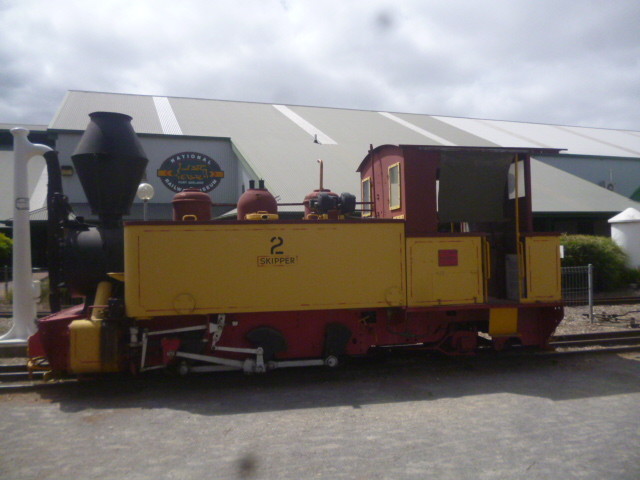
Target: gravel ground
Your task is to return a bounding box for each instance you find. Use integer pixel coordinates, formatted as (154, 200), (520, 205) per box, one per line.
(1, 339), (639, 480)
(555, 303), (640, 334)
(2, 297), (639, 479)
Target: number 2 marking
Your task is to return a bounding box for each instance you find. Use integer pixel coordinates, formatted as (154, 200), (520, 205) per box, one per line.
(270, 236), (284, 255)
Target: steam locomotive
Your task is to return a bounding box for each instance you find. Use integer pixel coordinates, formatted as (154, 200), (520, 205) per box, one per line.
(29, 112), (564, 376)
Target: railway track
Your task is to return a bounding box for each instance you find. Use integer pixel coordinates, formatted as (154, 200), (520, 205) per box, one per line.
(544, 330), (640, 355)
(1, 331), (638, 392)
(0, 363), (76, 392)
(549, 330), (640, 348)
(0, 364), (46, 392)
(0, 364), (44, 381)
(592, 296), (640, 305)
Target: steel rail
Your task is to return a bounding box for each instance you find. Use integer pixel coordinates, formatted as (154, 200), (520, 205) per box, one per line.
(592, 296), (640, 305)
(550, 330), (640, 349)
(0, 363), (75, 392)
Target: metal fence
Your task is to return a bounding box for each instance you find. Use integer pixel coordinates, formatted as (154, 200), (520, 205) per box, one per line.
(561, 264), (594, 321)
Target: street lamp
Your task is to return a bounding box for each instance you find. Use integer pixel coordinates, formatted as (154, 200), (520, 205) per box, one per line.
(136, 182), (155, 221)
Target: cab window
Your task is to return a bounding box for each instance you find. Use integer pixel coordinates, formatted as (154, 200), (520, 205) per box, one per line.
(389, 163), (401, 210)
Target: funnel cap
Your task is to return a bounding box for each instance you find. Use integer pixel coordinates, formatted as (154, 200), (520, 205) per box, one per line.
(72, 112), (149, 221)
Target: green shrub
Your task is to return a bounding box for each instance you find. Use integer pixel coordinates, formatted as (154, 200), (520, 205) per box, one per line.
(0, 233), (13, 266)
(621, 267), (640, 286)
(0, 233), (11, 267)
(560, 234), (634, 291)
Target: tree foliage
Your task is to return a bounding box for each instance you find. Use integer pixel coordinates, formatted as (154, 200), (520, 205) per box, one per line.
(0, 233), (11, 267)
(560, 234), (639, 291)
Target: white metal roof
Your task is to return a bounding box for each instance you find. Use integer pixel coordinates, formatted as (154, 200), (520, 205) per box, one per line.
(530, 159), (639, 213)
(44, 90), (640, 215)
(434, 116), (640, 157)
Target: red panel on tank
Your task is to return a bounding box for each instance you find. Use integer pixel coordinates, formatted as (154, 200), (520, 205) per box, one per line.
(438, 249), (458, 266)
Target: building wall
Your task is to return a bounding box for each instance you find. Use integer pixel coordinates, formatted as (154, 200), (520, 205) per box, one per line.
(54, 132), (245, 220)
(534, 215), (612, 236)
(536, 154), (640, 198)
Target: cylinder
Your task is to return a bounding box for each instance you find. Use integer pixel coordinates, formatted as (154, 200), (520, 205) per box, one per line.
(237, 180), (278, 220)
(303, 189), (339, 217)
(63, 226), (124, 297)
(172, 188), (212, 221)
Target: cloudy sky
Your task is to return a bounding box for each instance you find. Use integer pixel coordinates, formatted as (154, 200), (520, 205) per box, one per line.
(1, 0), (638, 130)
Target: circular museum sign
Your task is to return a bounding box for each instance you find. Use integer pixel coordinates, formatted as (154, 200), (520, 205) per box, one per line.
(157, 152), (225, 192)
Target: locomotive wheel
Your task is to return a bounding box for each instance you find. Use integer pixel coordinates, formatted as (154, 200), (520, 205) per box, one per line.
(178, 361), (190, 376)
(324, 323), (352, 359)
(246, 327), (288, 362)
(324, 355), (339, 368)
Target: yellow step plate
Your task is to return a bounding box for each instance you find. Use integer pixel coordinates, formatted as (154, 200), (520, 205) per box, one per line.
(489, 308), (518, 336)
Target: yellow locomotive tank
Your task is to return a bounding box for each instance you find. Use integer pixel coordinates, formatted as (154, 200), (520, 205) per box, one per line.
(124, 221), (406, 317)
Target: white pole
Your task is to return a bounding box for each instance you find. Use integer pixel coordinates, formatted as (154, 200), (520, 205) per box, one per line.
(588, 263), (594, 324)
(0, 128), (52, 344)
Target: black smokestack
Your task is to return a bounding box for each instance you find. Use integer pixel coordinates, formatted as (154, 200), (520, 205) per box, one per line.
(72, 112), (148, 226)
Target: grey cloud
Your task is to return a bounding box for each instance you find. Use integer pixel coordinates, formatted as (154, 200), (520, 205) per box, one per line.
(0, 0), (638, 130)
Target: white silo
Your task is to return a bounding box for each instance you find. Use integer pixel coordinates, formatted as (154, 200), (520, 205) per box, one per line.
(608, 207), (640, 268)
